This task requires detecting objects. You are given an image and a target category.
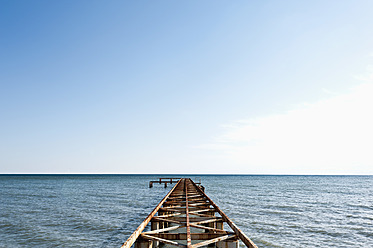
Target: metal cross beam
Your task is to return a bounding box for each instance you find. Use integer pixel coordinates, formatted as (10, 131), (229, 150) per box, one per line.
(121, 178), (257, 248)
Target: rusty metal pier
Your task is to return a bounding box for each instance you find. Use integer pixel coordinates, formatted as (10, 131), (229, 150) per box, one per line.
(121, 178), (257, 248)
(149, 178), (181, 188)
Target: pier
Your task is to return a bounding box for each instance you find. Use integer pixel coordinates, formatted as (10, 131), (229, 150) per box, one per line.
(121, 178), (257, 248)
(149, 178), (181, 188)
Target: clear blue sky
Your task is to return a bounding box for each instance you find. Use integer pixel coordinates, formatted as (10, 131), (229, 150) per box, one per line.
(1, 0), (373, 174)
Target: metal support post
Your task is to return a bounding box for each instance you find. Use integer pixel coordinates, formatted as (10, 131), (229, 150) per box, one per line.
(135, 239), (153, 248)
(217, 239), (239, 248)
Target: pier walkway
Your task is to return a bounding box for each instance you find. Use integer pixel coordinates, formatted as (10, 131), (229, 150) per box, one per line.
(121, 178), (257, 248)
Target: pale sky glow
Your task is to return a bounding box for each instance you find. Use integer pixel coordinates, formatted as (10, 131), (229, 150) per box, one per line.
(198, 83), (373, 174)
(1, 1), (373, 174)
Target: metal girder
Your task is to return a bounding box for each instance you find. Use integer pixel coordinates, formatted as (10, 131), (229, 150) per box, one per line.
(121, 178), (257, 248)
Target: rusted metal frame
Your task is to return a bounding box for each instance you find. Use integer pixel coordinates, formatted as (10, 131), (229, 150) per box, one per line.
(187, 207), (212, 212)
(186, 197), (204, 201)
(185, 179), (192, 247)
(189, 223), (232, 234)
(149, 178), (181, 183)
(163, 202), (184, 207)
(186, 194), (200, 198)
(166, 198), (185, 201)
(163, 204), (183, 209)
(186, 203), (209, 208)
(167, 194), (184, 198)
(187, 195), (204, 199)
(141, 234), (186, 248)
(189, 199), (209, 204)
(167, 197), (185, 200)
(190, 234), (237, 248)
(149, 233), (232, 240)
(188, 207), (210, 212)
(164, 201), (185, 206)
(121, 180), (182, 248)
(183, 202), (206, 205)
(150, 180), (177, 184)
(156, 212), (183, 218)
(124, 178), (257, 248)
(188, 204), (209, 209)
(166, 197), (186, 200)
(188, 202), (209, 206)
(186, 195), (200, 198)
(160, 207), (186, 212)
(189, 200), (210, 206)
(143, 225), (182, 234)
(193, 218), (223, 225)
(190, 180), (258, 248)
(160, 206), (186, 211)
(164, 216), (218, 223)
(152, 216), (183, 225)
(187, 210), (213, 216)
(165, 203), (185, 207)
(187, 201), (208, 206)
(189, 193), (199, 196)
(167, 196), (186, 200)
(189, 208), (215, 215)
(188, 202), (210, 207)
(159, 209), (185, 215)
(169, 191), (185, 195)
(187, 203), (208, 207)
(189, 212), (216, 218)
(159, 209), (185, 214)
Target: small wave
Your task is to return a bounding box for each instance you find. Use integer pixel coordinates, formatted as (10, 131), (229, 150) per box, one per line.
(357, 231), (373, 238)
(253, 238), (284, 248)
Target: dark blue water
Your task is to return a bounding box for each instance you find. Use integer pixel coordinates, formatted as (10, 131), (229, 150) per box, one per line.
(0, 175), (372, 247)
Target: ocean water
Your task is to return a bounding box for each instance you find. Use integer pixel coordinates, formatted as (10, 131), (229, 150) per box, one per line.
(0, 175), (372, 248)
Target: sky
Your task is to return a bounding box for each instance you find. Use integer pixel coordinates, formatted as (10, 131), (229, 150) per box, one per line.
(1, 0), (373, 174)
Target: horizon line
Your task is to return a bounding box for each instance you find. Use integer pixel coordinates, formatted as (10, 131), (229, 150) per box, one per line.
(0, 173), (372, 176)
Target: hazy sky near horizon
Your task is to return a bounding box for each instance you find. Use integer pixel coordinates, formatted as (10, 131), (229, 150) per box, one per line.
(1, 0), (373, 174)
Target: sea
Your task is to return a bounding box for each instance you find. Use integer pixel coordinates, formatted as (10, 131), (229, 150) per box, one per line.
(0, 175), (372, 248)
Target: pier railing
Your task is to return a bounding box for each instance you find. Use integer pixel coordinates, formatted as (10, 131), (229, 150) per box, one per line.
(121, 178), (257, 248)
(149, 178), (181, 188)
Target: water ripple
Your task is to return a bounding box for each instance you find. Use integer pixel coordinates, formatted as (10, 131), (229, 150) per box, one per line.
(1, 175), (372, 247)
